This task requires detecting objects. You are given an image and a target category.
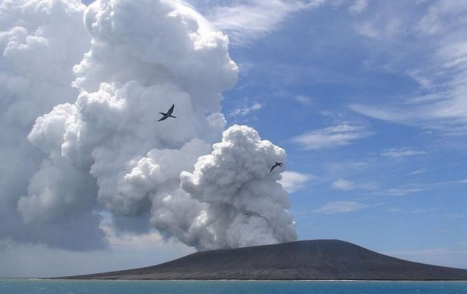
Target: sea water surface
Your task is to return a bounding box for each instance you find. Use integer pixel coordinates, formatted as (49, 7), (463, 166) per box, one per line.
(0, 279), (466, 294)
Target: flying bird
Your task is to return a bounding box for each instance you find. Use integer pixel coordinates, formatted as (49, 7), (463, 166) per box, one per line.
(270, 162), (283, 172)
(158, 104), (176, 121)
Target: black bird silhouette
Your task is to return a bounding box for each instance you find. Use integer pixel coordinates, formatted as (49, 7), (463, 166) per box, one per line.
(158, 104), (176, 121)
(270, 162), (283, 172)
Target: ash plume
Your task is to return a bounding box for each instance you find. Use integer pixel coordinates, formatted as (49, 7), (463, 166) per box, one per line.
(1, 0), (297, 251)
(0, 0), (101, 250)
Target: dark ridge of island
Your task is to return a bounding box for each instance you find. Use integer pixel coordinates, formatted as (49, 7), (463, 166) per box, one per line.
(61, 239), (467, 280)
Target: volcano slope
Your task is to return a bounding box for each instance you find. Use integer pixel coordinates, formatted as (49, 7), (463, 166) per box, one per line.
(63, 240), (467, 280)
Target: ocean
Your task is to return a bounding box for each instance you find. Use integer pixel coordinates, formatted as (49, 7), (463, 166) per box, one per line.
(0, 280), (466, 294)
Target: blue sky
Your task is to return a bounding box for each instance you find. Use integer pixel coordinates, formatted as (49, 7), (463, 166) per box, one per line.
(2, 0), (465, 277)
(198, 0), (467, 268)
(62, 0), (467, 269)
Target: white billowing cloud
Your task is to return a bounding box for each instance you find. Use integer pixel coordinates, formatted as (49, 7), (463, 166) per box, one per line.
(181, 125), (297, 249)
(313, 201), (367, 214)
(0, 0), (105, 250)
(292, 123), (372, 150)
(381, 148), (427, 158)
(279, 171), (313, 193)
(10, 0), (296, 252)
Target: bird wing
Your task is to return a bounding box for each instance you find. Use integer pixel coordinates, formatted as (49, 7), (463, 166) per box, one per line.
(158, 115), (168, 121)
(167, 104), (175, 115)
(270, 164), (277, 172)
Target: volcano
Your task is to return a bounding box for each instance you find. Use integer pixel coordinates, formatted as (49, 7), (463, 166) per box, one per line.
(63, 240), (467, 280)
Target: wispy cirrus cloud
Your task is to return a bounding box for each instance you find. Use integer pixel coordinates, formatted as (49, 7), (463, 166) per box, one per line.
(331, 179), (355, 191)
(291, 124), (372, 150)
(331, 178), (377, 191)
(434, 179), (467, 186)
(381, 148), (427, 158)
(313, 201), (368, 214)
(388, 207), (441, 214)
(348, 0), (369, 15)
(409, 168), (428, 175)
(230, 102), (263, 118)
(373, 178), (467, 197)
(292, 95), (314, 107)
(350, 1), (467, 135)
(193, 0), (326, 45)
(373, 188), (424, 197)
